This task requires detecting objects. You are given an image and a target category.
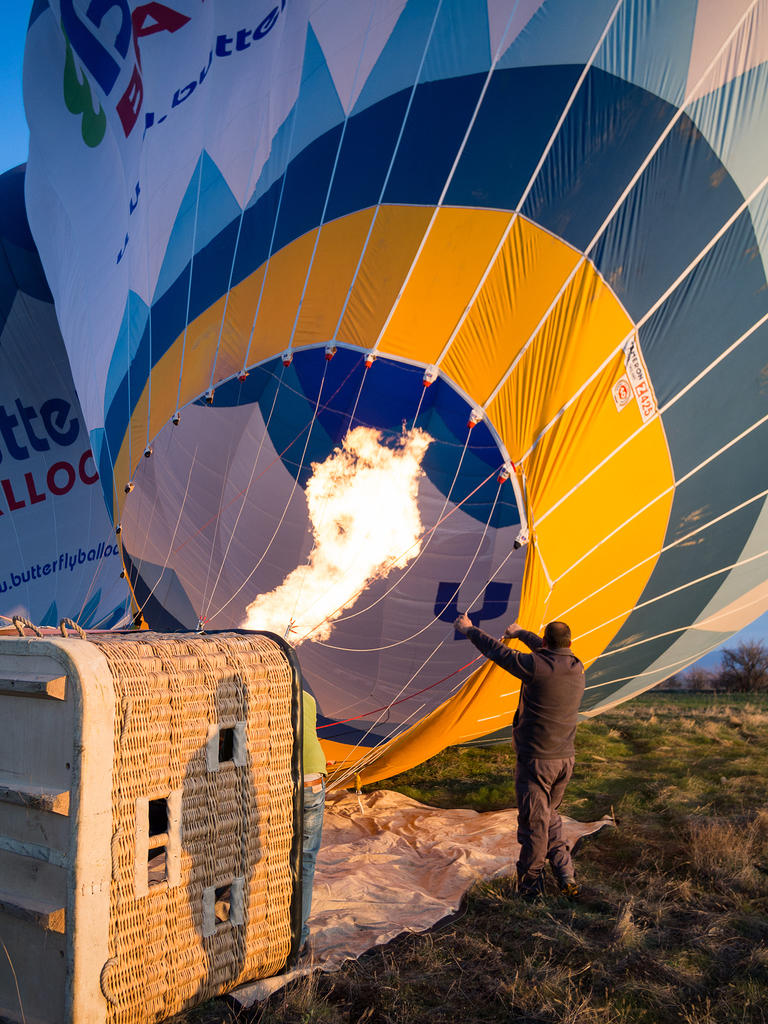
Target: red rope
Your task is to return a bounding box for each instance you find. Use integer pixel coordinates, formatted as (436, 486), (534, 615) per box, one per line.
(317, 654), (483, 729)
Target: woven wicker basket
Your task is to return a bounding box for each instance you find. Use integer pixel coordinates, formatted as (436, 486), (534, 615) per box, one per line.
(0, 630), (302, 1024)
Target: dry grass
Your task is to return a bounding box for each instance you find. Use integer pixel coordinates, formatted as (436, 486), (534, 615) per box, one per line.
(173, 693), (768, 1024)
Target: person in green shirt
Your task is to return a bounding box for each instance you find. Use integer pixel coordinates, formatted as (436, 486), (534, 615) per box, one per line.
(301, 689), (326, 953)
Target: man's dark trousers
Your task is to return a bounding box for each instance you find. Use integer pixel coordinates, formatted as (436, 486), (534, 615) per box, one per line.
(515, 755), (575, 882)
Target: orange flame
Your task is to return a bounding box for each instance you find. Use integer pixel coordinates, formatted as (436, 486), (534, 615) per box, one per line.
(242, 426), (432, 642)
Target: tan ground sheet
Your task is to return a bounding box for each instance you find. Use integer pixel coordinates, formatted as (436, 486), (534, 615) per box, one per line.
(232, 789), (612, 1005)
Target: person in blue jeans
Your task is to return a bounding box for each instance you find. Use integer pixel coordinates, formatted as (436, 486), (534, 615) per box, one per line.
(301, 689), (326, 954)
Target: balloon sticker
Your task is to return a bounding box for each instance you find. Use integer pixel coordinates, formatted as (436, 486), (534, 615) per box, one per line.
(612, 377), (633, 412)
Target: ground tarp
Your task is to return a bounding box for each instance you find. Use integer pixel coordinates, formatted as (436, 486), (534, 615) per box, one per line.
(232, 789), (612, 1005)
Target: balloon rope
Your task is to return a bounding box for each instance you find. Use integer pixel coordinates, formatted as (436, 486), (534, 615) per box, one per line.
(328, 0), (446, 345)
(240, 102), (303, 374)
(130, 443), (201, 626)
(482, 0), (761, 415)
(200, 364), (287, 620)
(294, 462), (500, 643)
(433, 0), (625, 373)
(207, 10), (383, 390)
(74, 520), (124, 626)
(318, 654), (483, 732)
(532, 293), (768, 531)
(292, 429), (474, 635)
(282, 9), (381, 363)
(410, 384), (427, 430)
(584, 589), (768, 695)
(560, 478), (768, 634)
(369, 0), (575, 358)
(197, 390), (249, 621)
(212, 362), (329, 612)
(202, 356), (368, 622)
(573, 545), (768, 664)
(311, 480), (503, 651)
(345, 359), (371, 433)
(326, 544), (520, 785)
(174, 156), (205, 416)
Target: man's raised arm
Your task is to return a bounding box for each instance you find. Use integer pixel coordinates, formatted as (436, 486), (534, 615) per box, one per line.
(503, 622), (544, 651)
(453, 613), (534, 681)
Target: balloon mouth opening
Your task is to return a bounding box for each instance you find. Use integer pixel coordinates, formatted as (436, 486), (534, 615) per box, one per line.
(120, 346), (522, 635)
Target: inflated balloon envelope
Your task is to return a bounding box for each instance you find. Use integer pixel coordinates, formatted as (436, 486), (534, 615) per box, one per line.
(0, 165), (131, 631)
(22, 0), (768, 783)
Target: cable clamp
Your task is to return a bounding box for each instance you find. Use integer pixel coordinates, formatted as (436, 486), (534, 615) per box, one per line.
(513, 527), (529, 550)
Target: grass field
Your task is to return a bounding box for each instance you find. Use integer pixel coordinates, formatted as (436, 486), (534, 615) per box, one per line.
(186, 693), (768, 1024)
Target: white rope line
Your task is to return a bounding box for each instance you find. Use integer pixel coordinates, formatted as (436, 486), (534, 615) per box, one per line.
(330, 638), (491, 788)
(345, 358), (370, 431)
(327, 701), (427, 791)
(328, 541), (522, 782)
(284, 354), (384, 630)
(541, 387), (768, 560)
(573, 546), (768, 653)
(301, 432), (475, 633)
(201, 364), (287, 621)
(174, 156), (205, 415)
(204, 362), (330, 623)
(483, 0), (761, 414)
(309, 478), (503, 650)
(410, 383), (428, 429)
(132, 442), (201, 626)
(75, 519), (121, 625)
(526, 297), (767, 533)
(560, 484), (768, 625)
(328, 0), (446, 345)
(96, 423), (132, 607)
(327, 645), (449, 788)
(583, 587), (768, 693)
(369, 0), (530, 354)
(584, 0), (762, 267)
(198, 403), (245, 623)
(533, 211), (768, 530)
(435, 0), (624, 375)
(281, 6), (380, 361)
(240, 112), (302, 374)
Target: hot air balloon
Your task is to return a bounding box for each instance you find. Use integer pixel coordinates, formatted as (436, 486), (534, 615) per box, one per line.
(22, 0), (768, 782)
(0, 163), (130, 630)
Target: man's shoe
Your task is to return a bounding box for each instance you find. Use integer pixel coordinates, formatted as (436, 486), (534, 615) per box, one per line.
(517, 873), (545, 901)
(558, 878), (580, 899)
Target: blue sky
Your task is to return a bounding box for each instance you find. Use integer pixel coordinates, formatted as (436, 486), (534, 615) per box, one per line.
(0, 2), (34, 173)
(1, 1), (766, 667)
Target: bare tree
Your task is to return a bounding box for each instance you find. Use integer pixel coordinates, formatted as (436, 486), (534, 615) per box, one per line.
(683, 667), (718, 691)
(719, 640), (768, 692)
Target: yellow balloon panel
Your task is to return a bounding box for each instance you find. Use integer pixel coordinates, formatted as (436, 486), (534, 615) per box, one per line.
(486, 263), (634, 460)
(292, 208), (376, 348)
(337, 205), (433, 349)
(441, 216), (581, 407)
(354, 658), (522, 785)
(547, 500), (674, 667)
(248, 229), (318, 352)
(377, 207), (510, 365)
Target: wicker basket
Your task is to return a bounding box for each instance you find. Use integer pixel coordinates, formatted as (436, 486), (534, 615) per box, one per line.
(0, 630), (302, 1024)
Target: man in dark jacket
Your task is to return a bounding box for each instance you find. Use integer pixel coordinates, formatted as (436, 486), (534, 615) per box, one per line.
(454, 613), (585, 899)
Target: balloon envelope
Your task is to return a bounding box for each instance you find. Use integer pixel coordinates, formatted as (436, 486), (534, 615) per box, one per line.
(0, 164), (130, 631)
(23, 1), (768, 779)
